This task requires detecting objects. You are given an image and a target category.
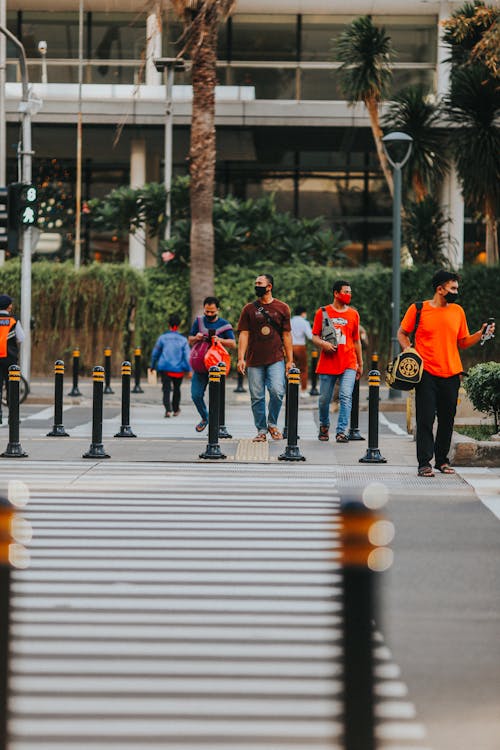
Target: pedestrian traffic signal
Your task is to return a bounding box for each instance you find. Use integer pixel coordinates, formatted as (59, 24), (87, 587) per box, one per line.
(8, 183), (39, 229)
(0, 188), (8, 253)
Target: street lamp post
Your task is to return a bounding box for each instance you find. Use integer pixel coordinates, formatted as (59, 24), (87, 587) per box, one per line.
(382, 131), (413, 397)
(153, 57), (185, 242)
(0, 25), (36, 383)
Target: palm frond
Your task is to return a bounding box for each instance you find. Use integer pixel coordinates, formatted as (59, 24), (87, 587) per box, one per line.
(335, 15), (393, 104)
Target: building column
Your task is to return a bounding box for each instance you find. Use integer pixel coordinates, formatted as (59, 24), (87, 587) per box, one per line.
(437, 1), (464, 268)
(129, 139), (147, 269)
(146, 6), (162, 86)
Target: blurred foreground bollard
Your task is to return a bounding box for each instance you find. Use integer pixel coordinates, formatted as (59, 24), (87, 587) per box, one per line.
(309, 349), (319, 396)
(200, 366), (226, 460)
(104, 347), (114, 394)
(340, 489), (394, 750)
(47, 360), (69, 437)
(279, 367), (305, 461)
(360, 370), (386, 463)
(233, 371), (247, 393)
(218, 361), (232, 439)
(348, 379), (365, 441)
(83, 366), (110, 459)
(0, 493), (31, 750)
(68, 347), (82, 397)
(1, 366), (27, 458)
(132, 347), (144, 393)
(115, 362), (137, 438)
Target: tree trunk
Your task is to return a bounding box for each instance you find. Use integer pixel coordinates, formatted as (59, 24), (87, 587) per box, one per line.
(189, 7), (218, 316)
(412, 173), (427, 202)
(365, 96), (394, 198)
(484, 197), (499, 266)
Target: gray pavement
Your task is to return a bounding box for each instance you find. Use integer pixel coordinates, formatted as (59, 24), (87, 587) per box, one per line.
(1, 377), (499, 750)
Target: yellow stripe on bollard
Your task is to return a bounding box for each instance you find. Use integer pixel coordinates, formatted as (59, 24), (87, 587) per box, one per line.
(134, 348), (141, 356)
(104, 348), (112, 357)
(121, 365), (132, 376)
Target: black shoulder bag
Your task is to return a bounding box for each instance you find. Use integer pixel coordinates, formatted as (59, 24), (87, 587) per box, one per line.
(385, 301), (424, 391)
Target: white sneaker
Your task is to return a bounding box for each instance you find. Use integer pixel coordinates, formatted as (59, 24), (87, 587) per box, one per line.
(300, 390), (310, 398)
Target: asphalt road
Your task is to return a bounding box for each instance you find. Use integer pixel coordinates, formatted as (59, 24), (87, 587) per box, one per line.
(1, 398), (499, 749)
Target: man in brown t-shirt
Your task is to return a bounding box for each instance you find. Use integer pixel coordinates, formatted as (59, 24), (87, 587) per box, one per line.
(237, 274), (293, 442)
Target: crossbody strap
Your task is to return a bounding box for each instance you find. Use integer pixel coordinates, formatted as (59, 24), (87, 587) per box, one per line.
(413, 301), (423, 339)
(253, 301), (283, 338)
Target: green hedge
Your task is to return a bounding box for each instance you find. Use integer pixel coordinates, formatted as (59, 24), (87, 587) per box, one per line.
(0, 260), (497, 375)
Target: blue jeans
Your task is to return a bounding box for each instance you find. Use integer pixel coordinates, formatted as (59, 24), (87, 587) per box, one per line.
(318, 369), (357, 435)
(247, 361), (286, 433)
(191, 371), (209, 421)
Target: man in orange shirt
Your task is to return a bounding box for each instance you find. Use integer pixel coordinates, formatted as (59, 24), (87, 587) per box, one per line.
(398, 269), (495, 477)
(312, 280), (363, 442)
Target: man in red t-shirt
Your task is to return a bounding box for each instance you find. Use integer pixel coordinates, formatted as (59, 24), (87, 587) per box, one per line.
(398, 268), (494, 477)
(237, 274), (293, 442)
(311, 280), (363, 443)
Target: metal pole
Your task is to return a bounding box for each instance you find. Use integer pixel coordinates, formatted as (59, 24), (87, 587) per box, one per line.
(279, 367), (305, 461)
(359, 370), (386, 464)
(391, 165), (402, 362)
(74, 0), (84, 269)
(199, 366), (226, 460)
(0, 2), (6, 268)
(164, 63), (174, 241)
(0, 27), (32, 383)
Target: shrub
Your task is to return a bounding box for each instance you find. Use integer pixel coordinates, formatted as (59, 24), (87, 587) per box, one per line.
(463, 361), (500, 431)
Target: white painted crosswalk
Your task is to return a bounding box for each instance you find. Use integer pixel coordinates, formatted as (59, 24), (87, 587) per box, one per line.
(5, 462), (431, 749)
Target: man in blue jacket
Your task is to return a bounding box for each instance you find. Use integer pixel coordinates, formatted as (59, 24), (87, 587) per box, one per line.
(150, 314), (191, 417)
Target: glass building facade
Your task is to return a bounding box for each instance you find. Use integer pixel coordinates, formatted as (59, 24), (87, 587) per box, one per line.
(4, 7), (481, 264)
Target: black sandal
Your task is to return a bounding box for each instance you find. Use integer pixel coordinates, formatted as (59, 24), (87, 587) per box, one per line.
(436, 464), (456, 474)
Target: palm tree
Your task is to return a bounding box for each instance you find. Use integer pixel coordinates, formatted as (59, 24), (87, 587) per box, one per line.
(335, 15), (394, 196)
(171, 0), (235, 314)
(442, 1), (500, 265)
(445, 65), (500, 265)
(382, 85), (448, 202)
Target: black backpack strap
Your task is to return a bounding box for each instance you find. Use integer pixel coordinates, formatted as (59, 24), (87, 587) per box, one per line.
(253, 301), (283, 338)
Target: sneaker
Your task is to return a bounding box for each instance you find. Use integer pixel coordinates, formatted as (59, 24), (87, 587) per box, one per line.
(300, 390), (310, 398)
(318, 426), (329, 441)
(164, 411), (172, 418)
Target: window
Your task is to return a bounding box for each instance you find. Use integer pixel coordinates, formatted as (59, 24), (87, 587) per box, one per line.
(21, 12), (79, 59)
(231, 15), (297, 61)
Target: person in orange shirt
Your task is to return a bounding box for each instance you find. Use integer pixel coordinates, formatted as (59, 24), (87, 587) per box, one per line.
(312, 280), (364, 443)
(398, 269), (495, 477)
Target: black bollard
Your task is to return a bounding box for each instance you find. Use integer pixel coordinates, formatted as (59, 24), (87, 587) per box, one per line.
(0, 495), (31, 750)
(199, 366), (226, 460)
(1, 498), (14, 749)
(218, 361), (232, 439)
(132, 347), (144, 394)
(83, 366), (110, 459)
(340, 494), (394, 750)
(233, 371), (247, 393)
(68, 347), (82, 397)
(309, 349), (319, 396)
(283, 380), (288, 440)
(47, 360), (70, 437)
(1, 366), (27, 458)
(279, 367), (305, 461)
(103, 347), (114, 394)
(115, 361), (137, 438)
(359, 370), (386, 463)
(348, 379), (365, 441)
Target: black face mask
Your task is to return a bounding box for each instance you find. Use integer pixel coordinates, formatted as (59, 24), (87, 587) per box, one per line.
(205, 313), (218, 321)
(255, 286), (267, 298)
(444, 291), (458, 304)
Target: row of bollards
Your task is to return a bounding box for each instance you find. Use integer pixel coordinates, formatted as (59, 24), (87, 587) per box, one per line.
(67, 346), (144, 398)
(0, 362), (386, 463)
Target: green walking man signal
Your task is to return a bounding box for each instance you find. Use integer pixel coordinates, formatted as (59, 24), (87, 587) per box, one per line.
(8, 183), (39, 228)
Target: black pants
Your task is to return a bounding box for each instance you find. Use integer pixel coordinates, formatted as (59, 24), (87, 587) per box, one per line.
(415, 370), (460, 469)
(160, 373), (183, 412)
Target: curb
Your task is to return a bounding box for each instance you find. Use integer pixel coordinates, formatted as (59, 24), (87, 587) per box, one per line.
(450, 431), (500, 467)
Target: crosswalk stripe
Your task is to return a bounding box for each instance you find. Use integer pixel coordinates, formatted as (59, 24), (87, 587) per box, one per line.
(7, 461), (428, 750)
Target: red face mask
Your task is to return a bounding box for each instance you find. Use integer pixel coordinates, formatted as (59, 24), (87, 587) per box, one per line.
(338, 292), (351, 305)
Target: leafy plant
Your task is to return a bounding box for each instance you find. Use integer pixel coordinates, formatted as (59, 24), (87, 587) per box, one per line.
(463, 361), (500, 430)
(403, 197), (451, 265)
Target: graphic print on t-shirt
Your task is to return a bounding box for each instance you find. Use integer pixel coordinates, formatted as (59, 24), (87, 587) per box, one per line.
(332, 317), (347, 346)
